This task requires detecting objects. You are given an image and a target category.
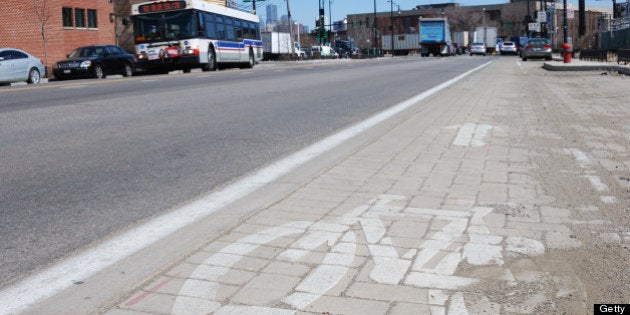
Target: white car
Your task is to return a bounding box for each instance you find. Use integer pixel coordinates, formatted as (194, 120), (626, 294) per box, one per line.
(499, 41), (518, 55)
(469, 42), (487, 56)
(315, 45), (338, 59)
(0, 48), (45, 85)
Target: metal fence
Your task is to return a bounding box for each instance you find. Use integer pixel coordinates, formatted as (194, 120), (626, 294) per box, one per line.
(579, 49), (609, 61)
(619, 49), (630, 64)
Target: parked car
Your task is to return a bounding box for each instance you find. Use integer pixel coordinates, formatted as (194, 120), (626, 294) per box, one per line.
(521, 38), (552, 61)
(53, 45), (136, 80)
(500, 41), (518, 55)
(311, 45), (338, 59)
(469, 42), (487, 56)
(0, 48), (45, 85)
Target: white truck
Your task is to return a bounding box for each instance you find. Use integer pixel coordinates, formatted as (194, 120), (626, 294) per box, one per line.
(473, 26), (497, 54)
(261, 32), (305, 60)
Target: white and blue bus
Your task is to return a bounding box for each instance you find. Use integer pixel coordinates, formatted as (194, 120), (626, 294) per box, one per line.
(131, 0), (262, 73)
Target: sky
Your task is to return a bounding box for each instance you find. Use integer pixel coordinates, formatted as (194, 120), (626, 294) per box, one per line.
(246, 0), (612, 29)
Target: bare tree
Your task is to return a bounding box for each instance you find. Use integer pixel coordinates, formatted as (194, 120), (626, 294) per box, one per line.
(33, 0), (52, 76)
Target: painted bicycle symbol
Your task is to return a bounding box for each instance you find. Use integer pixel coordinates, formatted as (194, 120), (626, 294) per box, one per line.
(169, 194), (546, 314)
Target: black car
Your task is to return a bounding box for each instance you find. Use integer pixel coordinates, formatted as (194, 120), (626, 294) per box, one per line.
(54, 45), (136, 80)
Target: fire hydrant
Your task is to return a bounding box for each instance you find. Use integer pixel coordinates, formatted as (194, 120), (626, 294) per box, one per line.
(561, 43), (572, 63)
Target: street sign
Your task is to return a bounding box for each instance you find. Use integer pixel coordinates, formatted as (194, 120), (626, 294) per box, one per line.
(528, 22), (541, 32)
(537, 11), (546, 23)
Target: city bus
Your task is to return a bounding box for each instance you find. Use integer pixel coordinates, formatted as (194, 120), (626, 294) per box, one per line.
(131, 0), (262, 73)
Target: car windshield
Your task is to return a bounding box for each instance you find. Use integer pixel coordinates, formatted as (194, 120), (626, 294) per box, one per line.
(472, 43), (484, 46)
(68, 47), (104, 58)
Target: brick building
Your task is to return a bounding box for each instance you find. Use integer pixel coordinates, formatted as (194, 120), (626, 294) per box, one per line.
(0, 0), (116, 76)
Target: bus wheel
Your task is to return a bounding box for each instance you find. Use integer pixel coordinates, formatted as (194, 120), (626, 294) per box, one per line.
(246, 49), (255, 68)
(202, 47), (217, 71)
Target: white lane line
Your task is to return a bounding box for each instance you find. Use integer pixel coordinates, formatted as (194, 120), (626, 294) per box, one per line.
(0, 61), (492, 314)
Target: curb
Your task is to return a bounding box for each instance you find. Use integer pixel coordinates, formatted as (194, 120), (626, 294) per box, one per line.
(543, 60), (630, 75)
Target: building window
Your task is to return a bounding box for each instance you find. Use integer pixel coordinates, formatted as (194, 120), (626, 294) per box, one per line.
(87, 9), (98, 28)
(75, 8), (86, 28)
(62, 7), (73, 27)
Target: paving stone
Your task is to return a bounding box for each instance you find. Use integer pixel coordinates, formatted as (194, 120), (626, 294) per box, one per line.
(262, 261), (311, 277)
(546, 231), (582, 249)
(297, 295), (390, 315)
(389, 302), (431, 314)
(346, 281), (428, 303)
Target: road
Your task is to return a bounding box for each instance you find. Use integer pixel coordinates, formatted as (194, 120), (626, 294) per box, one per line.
(1, 56), (628, 314)
(0, 57), (488, 288)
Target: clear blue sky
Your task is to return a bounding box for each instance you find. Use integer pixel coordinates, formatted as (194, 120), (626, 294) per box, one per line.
(246, 0), (611, 29)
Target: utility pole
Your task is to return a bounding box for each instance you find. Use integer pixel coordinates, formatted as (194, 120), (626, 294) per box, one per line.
(287, 0), (295, 57)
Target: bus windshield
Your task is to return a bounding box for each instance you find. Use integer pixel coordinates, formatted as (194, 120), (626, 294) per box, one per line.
(133, 10), (198, 43)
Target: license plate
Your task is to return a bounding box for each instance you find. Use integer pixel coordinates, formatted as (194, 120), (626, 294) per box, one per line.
(63, 70), (71, 74)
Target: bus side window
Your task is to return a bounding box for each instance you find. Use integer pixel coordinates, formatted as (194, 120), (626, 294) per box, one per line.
(216, 15), (225, 40)
(250, 22), (260, 40)
(235, 20), (243, 41)
(204, 12), (216, 39)
(225, 17), (235, 41)
(197, 11), (206, 36)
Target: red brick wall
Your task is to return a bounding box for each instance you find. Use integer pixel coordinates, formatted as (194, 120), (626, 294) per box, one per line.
(0, 0), (115, 76)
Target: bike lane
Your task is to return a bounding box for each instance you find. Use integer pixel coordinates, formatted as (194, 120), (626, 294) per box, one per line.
(105, 60), (609, 315)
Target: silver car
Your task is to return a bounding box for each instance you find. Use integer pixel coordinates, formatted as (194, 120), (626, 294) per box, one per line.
(0, 48), (45, 85)
(521, 38), (552, 61)
(469, 42), (487, 56)
(499, 41), (518, 55)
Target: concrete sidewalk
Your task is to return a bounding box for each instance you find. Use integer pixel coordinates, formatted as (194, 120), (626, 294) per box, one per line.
(543, 53), (630, 75)
(20, 58), (629, 315)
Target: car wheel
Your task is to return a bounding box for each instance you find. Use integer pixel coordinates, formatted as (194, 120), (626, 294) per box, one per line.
(182, 68), (192, 73)
(122, 63), (133, 77)
(522, 57), (527, 61)
(27, 68), (41, 84)
(202, 46), (217, 71)
(94, 65), (105, 79)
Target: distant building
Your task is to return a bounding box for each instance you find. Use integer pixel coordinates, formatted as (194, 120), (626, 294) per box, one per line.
(266, 4), (278, 25)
